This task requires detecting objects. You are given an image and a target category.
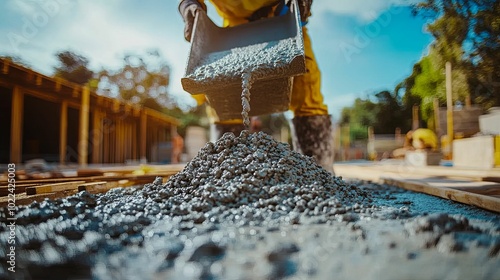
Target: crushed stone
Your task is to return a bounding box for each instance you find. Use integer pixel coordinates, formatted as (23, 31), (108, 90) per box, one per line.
(0, 131), (499, 279)
(186, 39), (302, 84)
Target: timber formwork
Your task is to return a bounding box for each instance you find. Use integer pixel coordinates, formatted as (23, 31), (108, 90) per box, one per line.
(0, 58), (179, 165)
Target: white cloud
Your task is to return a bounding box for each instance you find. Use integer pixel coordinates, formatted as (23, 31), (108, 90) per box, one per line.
(1, 0), (197, 108)
(313, 0), (418, 22)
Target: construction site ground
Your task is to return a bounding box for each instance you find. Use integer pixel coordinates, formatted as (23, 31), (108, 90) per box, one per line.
(1, 155), (499, 280)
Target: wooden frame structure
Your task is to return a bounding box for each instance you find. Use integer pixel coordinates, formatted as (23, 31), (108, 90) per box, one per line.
(0, 58), (179, 165)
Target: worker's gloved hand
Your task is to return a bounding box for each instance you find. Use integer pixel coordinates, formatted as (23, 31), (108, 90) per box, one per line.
(276, 0), (313, 23)
(178, 0), (207, 42)
(297, 0), (313, 22)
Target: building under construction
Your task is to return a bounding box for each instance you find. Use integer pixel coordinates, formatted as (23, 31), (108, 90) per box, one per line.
(0, 58), (179, 166)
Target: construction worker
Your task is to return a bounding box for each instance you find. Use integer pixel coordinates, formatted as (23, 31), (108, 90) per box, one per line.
(392, 128), (438, 158)
(406, 128), (438, 150)
(178, 0), (334, 173)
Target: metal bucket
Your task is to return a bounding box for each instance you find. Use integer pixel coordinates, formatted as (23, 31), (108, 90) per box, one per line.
(181, 0), (306, 120)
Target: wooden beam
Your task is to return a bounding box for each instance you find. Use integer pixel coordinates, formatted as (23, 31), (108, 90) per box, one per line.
(433, 98), (441, 139)
(91, 109), (102, 164)
(2, 59), (9, 74)
(10, 86), (24, 164)
(0, 183), (41, 196)
(112, 99), (120, 113)
(55, 77), (62, 92)
(26, 181), (86, 195)
(383, 178), (500, 213)
(59, 100), (68, 164)
(116, 120), (122, 163)
(0, 190), (79, 208)
(78, 87), (90, 166)
(78, 181), (119, 194)
(140, 110), (147, 161)
(35, 74), (42, 86)
(72, 86), (80, 98)
(445, 62), (454, 146)
(132, 122), (137, 160)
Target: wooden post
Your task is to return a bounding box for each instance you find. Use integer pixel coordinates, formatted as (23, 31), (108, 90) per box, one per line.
(117, 120), (123, 163)
(78, 86), (90, 166)
(59, 100), (68, 164)
(465, 94), (471, 109)
(395, 127), (401, 142)
(412, 105), (419, 130)
(132, 122), (137, 160)
(344, 125), (351, 161)
(367, 126), (374, 160)
(445, 62), (454, 147)
(10, 86), (24, 164)
(433, 98), (441, 138)
(140, 110), (147, 162)
(91, 109), (102, 164)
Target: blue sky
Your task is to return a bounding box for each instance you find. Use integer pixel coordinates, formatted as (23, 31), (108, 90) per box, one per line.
(0, 0), (433, 120)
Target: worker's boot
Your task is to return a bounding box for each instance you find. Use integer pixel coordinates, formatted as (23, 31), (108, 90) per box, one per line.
(292, 115), (335, 174)
(211, 122), (246, 142)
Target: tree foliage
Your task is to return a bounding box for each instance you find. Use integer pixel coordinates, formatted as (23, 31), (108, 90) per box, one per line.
(339, 93), (410, 138)
(97, 50), (172, 111)
(54, 50), (94, 85)
(339, 0), (500, 140)
(413, 0), (500, 109)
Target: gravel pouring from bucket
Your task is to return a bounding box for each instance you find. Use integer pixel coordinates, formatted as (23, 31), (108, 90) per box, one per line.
(181, 0), (306, 121)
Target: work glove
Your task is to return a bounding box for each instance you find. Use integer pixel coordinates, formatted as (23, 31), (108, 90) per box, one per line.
(178, 0), (207, 42)
(276, 0), (313, 23)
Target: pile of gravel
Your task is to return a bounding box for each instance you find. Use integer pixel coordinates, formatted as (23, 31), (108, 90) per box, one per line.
(1, 129), (499, 280)
(0, 131), (373, 275)
(186, 38), (302, 84)
(141, 131), (373, 226)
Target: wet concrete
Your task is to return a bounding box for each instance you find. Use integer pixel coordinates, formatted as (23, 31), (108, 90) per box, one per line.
(186, 38), (302, 84)
(0, 131), (499, 279)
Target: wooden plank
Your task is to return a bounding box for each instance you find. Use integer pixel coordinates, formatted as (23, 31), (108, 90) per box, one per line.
(10, 86), (23, 164)
(335, 162), (500, 182)
(483, 177), (500, 183)
(77, 169), (105, 177)
(383, 177), (500, 213)
(26, 181), (86, 195)
(60, 100), (68, 164)
(91, 108), (102, 164)
(1, 177), (88, 186)
(140, 110), (147, 160)
(78, 86), (90, 166)
(1, 170), (178, 186)
(78, 181), (119, 194)
(0, 190), (79, 208)
(0, 183), (41, 196)
(450, 185), (500, 196)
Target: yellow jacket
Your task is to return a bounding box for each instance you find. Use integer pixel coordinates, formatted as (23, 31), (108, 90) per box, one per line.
(200, 0), (279, 26)
(411, 128), (438, 150)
